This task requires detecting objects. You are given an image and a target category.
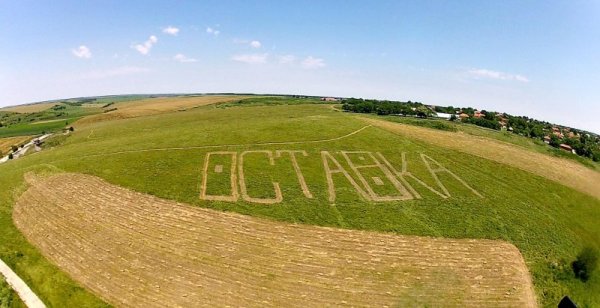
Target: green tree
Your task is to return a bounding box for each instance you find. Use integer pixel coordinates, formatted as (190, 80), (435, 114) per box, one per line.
(415, 106), (433, 118)
(549, 135), (561, 148)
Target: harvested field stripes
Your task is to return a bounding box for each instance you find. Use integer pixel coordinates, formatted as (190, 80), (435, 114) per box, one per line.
(13, 173), (536, 307)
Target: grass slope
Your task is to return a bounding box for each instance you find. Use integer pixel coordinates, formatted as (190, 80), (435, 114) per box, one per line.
(0, 99), (598, 307)
(1, 103), (59, 114)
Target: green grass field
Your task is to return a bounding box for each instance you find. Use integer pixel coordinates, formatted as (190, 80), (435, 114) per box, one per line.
(0, 276), (24, 308)
(0, 98), (599, 307)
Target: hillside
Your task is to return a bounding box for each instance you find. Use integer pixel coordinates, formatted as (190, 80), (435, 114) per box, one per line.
(0, 96), (599, 307)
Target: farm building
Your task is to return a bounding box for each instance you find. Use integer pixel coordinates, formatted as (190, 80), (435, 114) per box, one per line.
(434, 112), (453, 120)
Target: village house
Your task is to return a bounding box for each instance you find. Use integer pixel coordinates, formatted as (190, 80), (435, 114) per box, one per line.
(559, 143), (576, 154)
(543, 136), (551, 144)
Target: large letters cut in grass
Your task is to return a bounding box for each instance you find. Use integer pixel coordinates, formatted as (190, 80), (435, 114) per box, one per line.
(200, 150), (483, 204)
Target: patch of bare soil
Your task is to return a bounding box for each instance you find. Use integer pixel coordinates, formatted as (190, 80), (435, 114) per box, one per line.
(14, 173), (536, 307)
(363, 117), (600, 200)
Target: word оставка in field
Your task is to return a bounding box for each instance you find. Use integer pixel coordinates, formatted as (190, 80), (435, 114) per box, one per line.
(200, 150), (483, 204)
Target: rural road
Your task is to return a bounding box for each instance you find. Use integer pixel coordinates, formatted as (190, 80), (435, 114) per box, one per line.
(0, 259), (46, 308)
(0, 134), (52, 164)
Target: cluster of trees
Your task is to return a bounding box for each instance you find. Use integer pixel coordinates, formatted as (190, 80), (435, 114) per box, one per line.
(62, 98), (97, 107)
(462, 111), (502, 130)
(0, 106), (69, 128)
(341, 98), (434, 117)
(562, 134), (600, 161)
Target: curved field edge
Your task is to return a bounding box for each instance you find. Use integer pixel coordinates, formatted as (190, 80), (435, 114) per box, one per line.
(13, 173), (536, 307)
(0, 165), (109, 307)
(0, 102), (598, 307)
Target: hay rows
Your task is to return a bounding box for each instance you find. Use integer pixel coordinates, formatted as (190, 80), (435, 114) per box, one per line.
(14, 173), (536, 307)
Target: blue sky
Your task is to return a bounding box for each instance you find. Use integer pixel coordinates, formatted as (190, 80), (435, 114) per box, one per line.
(1, 1), (599, 132)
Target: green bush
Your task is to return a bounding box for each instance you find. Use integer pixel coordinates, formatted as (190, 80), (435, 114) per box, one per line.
(572, 246), (598, 282)
(0, 276), (18, 307)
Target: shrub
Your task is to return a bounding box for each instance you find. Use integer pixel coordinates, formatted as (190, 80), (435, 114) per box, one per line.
(572, 246), (598, 282)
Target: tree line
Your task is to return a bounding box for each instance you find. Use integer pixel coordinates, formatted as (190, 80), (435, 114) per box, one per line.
(341, 98), (600, 162)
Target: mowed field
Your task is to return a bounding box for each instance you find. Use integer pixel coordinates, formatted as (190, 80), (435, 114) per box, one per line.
(0, 97), (599, 307)
(14, 173), (535, 307)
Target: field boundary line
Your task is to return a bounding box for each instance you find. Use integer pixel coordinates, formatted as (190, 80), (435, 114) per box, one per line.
(0, 259), (46, 308)
(75, 124), (372, 159)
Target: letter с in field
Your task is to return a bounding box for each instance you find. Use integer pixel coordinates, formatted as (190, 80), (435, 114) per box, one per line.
(238, 150), (283, 204)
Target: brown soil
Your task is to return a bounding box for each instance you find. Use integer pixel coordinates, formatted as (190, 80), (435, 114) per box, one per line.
(14, 173), (536, 307)
(363, 117), (600, 200)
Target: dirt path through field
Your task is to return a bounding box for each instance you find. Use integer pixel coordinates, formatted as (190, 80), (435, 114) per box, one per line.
(14, 173), (536, 307)
(362, 117), (600, 200)
(0, 259), (46, 308)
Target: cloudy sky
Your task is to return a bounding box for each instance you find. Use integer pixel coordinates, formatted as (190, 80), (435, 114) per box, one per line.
(1, 1), (599, 133)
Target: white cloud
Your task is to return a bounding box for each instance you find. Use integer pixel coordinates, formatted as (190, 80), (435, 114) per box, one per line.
(133, 35), (158, 55)
(81, 66), (150, 79)
(206, 27), (220, 36)
(278, 54), (296, 64)
(72, 45), (92, 59)
(231, 53), (268, 64)
(301, 56), (326, 69)
(468, 68), (530, 83)
(250, 40), (261, 48)
(162, 26), (180, 36)
(173, 53), (198, 63)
